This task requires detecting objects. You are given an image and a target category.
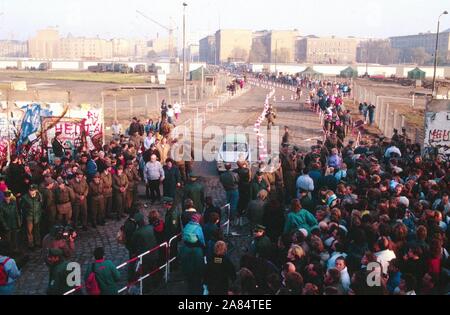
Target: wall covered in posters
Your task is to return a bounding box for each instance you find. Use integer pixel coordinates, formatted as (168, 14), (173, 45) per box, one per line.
(42, 106), (104, 160)
(0, 102), (103, 163)
(424, 111), (450, 161)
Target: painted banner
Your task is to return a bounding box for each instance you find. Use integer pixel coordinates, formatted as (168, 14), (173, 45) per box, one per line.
(43, 107), (104, 160)
(0, 102), (103, 163)
(424, 111), (450, 160)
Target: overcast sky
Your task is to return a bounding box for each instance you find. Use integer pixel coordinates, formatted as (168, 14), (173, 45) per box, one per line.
(0, 0), (448, 42)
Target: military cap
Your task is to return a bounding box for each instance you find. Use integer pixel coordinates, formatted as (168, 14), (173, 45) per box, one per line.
(163, 197), (174, 204)
(29, 184), (39, 191)
(254, 224), (266, 232)
(134, 212), (145, 223)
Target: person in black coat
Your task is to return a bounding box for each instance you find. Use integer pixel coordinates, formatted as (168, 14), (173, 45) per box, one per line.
(234, 161), (251, 217)
(51, 132), (65, 158)
(6, 155), (25, 196)
(205, 241), (236, 295)
(263, 197), (285, 243)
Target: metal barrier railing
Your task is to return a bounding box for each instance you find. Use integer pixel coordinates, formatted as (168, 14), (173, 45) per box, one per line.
(117, 242), (168, 295)
(63, 202), (233, 296)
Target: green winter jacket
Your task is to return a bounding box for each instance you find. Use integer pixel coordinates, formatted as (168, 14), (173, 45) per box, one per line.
(283, 209), (318, 235)
(47, 261), (73, 295)
(20, 193), (43, 224)
(0, 200), (21, 231)
(250, 179), (268, 200)
(84, 260), (120, 295)
(183, 182), (205, 213)
(131, 225), (158, 258)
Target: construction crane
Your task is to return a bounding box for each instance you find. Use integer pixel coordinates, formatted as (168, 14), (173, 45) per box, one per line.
(136, 10), (176, 61)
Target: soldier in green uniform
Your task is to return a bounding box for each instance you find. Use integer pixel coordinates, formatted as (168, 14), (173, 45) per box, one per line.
(250, 172), (269, 201)
(183, 173), (205, 214)
(69, 170), (89, 231)
(131, 212), (158, 293)
(0, 191), (21, 253)
(20, 185), (43, 250)
(100, 164), (113, 220)
(125, 160), (141, 212)
(89, 173), (105, 227)
(163, 197), (181, 261)
(40, 176), (57, 236)
(250, 225), (274, 261)
(55, 178), (74, 226)
(112, 166), (129, 221)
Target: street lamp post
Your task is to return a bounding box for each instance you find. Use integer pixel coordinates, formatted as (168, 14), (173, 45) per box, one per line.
(432, 10), (448, 98)
(183, 2), (188, 96)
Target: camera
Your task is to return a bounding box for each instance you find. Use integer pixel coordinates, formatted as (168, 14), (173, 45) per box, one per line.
(62, 226), (77, 240)
(55, 225), (77, 241)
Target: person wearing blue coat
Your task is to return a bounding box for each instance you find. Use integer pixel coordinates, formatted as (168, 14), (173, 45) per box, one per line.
(180, 213), (206, 295)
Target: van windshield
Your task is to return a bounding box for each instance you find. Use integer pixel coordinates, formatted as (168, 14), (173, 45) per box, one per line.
(223, 142), (248, 152)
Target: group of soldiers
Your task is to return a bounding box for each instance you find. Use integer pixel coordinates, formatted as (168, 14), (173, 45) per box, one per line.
(0, 139), (144, 253)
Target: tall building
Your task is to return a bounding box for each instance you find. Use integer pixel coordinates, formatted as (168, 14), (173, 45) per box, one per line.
(148, 35), (177, 57)
(390, 30), (450, 64)
(0, 40), (28, 57)
(112, 38), (134, 57)
(297, 36), (359, 64)
(59, 36), (113, 60)
(28, 28), (60, 59)
(187, 43), (199, 62)
(133, 39), (152, 60)
(215, 29), (253, 63)
(266, 30), (300, 63)
(199, 35), (216, 64)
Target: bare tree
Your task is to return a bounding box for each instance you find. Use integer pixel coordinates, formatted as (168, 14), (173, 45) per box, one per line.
(230, 47), (249, 63)
(249, 40), (269, 63)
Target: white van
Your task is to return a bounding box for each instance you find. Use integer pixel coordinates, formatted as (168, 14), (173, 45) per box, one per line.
(217, 134), (251, 173)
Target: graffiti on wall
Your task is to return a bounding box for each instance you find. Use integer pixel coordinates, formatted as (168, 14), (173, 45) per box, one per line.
(0, 103), (103, 163)
(424, 111), (450, 161)
(43, 108), (104, 160)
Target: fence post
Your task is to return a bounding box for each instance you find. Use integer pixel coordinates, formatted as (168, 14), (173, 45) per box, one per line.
(178, 86), (182, 104)
(129, 96), (134, 119)
(168, 88), (172, 105)
(393, 110), (399, 133)
(187, 87), (190, 105)
(156, 91), (160, 114)
(194, 85), (198, 101)
(401, 115), (406, 129)
(165, 244), (170, 284)
(384, 103), (390, 136)
(145, 94), (149, 118)
(114, 95), (118, 122)
(378, 99), (386, 134)
(139, 256), (143, 296)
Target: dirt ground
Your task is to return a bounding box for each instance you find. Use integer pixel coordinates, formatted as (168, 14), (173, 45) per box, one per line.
(352, 78), (428, 142)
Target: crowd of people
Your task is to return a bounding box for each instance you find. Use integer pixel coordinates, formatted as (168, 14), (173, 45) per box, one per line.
(176, 77), (449, 296)
(0, 74), (449, 296)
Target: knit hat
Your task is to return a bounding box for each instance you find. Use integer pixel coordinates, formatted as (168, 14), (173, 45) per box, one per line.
(399, 196), (410, 208)
(327, 194), (338, 207)
(191, 213), (202, 223)
(298, 228), (308, 238)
